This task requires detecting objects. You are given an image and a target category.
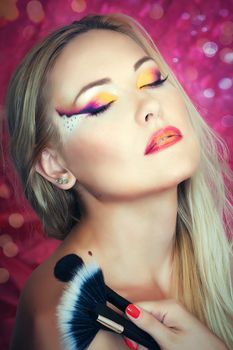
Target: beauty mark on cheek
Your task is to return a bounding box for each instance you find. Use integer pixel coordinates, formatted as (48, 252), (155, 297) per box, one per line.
(55, 91), (118, 134)
(136, 67), (160, 88)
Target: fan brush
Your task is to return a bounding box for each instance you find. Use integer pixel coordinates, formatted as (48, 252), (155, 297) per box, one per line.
(54, 254), (161, 350)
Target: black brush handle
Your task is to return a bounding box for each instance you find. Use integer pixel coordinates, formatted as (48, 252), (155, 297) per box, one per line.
(105, 274), (161, 349)
(92, 303), (161, 350)
(106, 285), (130, 311)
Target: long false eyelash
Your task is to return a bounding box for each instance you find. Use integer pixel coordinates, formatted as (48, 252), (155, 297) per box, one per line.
(90, 75), (169, 117)
(89, 101), (114, 117)
(141, 74), (169, 89)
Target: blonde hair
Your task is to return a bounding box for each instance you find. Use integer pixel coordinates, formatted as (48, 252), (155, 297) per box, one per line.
(4, 13), (233, 348)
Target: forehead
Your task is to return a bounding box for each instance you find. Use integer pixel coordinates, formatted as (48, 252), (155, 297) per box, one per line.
(49, 30), (147, 96)
(55, 29), (146, 71)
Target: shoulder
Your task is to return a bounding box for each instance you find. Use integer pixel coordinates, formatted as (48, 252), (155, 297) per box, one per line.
(10, 242), (128, 350)
(10, 246), (67, 350)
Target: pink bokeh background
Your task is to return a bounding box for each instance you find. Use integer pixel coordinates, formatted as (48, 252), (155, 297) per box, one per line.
(0, 1), (232, 349)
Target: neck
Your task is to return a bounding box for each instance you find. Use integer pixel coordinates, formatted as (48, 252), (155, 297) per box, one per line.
(71, 186), (178, 300)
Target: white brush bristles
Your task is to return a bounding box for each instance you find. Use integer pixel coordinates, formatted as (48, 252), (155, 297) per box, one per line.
(56, 261), (100, 350)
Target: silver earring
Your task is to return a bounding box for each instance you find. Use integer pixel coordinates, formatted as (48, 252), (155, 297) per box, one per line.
(56, 177), (69, 185)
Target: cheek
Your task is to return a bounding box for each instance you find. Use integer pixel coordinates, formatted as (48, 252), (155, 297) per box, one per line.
(60, 115), (80, 134)
(62, 123), (126, 174)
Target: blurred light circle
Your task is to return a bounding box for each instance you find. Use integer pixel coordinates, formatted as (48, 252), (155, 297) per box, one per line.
(172, 57), (179, 63)
(191, 30), (197, 36)
(201, 26), (208, 32)
(26, 0), (45, 23)
(71, 0), (86, 13)
(197, 14), (206, 21)
(149, 4), (164, 20)
(181, 12), (190, 20)
(218, 77), (232, 90)
(219, 48), (233, 63)
(219, 8), (229, 17)
(8, 213), (24, 228)
(0, 268), (10, 284)
(224, 51), (233, 63)
(193, 14), (206, 25)
(3, 241), (19, 258)
(0, 234), (12, 247)
(0, 183), (11, 199)
(22, 25), (35, 40)
(203, 88), (215, 98)
(202, 41), (218, 57)
(221, 115), (233, 127)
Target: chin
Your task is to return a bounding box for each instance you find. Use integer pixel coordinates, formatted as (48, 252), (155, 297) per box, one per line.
(159, 153), (200, 190)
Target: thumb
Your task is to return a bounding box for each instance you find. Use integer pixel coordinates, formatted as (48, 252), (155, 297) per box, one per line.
(125, 303), (175, 349)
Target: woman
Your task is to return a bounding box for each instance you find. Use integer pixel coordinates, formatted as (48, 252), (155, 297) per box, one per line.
(5, 13), (233, 350)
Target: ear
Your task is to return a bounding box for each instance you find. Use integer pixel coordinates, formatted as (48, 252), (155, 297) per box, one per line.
(35, 148), (76, 190)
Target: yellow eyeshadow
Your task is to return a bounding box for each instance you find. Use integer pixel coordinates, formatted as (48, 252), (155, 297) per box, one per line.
(94, 91), (118, 104)
(136, 68), (156, 88)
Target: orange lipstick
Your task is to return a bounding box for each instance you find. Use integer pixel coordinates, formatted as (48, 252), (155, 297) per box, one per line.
(144, 126), (183, 155)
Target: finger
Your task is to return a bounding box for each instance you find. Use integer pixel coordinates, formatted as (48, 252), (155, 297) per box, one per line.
(123, 337), (148, 350)
(132, 299), (190, 329)
(123, 337), (138, 350)
(134, 301), (168, 324)
(125, 303), (176, 349)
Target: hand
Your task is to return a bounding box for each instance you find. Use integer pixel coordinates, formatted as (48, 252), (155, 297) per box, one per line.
(123, 299), (228, 350)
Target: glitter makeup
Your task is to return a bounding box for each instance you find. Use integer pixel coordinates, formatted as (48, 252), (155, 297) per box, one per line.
(56, 91), (117, 118)
(56, 91), (117, 133)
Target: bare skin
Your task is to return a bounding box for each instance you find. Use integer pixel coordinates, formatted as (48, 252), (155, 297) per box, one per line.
(10, 237), (133, 350)
(10, 227), (229, 350)
(10, 30), (229, 349)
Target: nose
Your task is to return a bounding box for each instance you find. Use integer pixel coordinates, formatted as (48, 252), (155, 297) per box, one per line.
(135, 94), (162, 125)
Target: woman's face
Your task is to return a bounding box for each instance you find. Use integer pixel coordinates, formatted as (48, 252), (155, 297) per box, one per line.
(48, 29), (200, 200)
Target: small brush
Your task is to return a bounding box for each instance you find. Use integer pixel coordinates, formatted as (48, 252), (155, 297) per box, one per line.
(54, 254), (161, 350)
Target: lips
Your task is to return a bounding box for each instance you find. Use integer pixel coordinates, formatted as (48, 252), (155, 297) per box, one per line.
(144, 126), (183, 155)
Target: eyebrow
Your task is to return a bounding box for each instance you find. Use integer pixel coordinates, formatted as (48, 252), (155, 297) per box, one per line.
(72, 56), (155, 104)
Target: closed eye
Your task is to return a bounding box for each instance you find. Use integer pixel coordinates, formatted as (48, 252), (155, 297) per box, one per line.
(89, 75), (169, 117)
(88, 101), (115, 117)
(141, 74), (169, 89)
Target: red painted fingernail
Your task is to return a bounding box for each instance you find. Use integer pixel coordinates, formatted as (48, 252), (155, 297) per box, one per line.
(124, 338), (138, 349)
(126, 304), (141, 319)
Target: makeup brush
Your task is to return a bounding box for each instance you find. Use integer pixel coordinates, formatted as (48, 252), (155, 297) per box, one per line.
(55, 254), (161, 350)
